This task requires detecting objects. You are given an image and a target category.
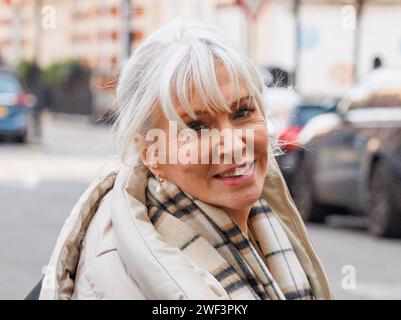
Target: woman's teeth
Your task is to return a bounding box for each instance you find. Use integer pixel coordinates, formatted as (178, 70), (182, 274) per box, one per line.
(217, 161), (254, 178)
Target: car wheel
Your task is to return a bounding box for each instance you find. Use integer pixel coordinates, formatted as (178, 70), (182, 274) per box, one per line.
(291, 156), (325, 223)
(367, 161), (401, 238)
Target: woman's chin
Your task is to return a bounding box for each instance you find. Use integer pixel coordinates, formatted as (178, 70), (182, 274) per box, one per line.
(207, 179), (263, 210)
(222, 189), (262, 210)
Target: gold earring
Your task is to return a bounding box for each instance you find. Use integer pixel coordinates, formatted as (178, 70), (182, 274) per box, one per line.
(156, 173), (165, 194)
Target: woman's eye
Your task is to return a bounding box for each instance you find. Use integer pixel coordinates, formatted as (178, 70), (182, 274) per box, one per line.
(188, 121), (207, 133)
(233, 106), (254, 120)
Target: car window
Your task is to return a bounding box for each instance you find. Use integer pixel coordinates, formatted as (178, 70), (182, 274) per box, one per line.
(289, 106), (330, 127)
(0, 73), (22, 93)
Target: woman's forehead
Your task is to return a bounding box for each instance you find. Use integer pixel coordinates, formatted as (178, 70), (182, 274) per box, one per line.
(168, 61), (254, 121)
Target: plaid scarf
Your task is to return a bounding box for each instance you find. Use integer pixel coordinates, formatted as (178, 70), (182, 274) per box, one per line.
(146, 175), (315, 300)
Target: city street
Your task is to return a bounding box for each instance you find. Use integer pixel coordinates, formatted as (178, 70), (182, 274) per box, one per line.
(1, 113), (400, 300)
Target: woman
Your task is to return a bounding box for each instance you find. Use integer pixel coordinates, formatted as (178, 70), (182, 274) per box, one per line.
(38, 20), (333, 300)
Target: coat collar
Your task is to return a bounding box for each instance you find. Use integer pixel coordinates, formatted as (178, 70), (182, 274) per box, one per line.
(39, 154), (333, 300)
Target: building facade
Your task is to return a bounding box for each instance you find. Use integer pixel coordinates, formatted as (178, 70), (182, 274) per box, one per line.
(1, 0), (401, 104)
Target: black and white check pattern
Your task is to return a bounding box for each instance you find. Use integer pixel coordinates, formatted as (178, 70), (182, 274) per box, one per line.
(146, 175), (314, 300)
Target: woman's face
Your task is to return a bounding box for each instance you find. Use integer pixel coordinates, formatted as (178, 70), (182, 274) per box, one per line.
(143, 64), (268, 213)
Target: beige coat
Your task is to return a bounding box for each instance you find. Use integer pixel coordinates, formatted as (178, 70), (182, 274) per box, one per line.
(39, 156), (334, 300)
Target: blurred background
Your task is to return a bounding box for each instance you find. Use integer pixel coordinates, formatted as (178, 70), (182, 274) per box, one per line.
(0, 0), (400, 300)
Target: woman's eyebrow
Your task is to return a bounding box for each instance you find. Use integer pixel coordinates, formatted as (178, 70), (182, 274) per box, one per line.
(230, 95), (251, 108)
(178, 109), (208, 121)
(179, 95), (251, 120)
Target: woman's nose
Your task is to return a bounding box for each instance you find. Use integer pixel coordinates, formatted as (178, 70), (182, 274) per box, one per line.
(215, 128), (248, 164)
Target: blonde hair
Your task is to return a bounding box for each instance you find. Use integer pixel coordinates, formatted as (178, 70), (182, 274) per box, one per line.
(112, 18), (278, 166)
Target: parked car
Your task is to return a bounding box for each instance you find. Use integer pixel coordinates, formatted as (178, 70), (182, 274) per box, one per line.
(0, 69), (35, 142)
(276, 98), (339, 195)
(288, 68), (401, 238)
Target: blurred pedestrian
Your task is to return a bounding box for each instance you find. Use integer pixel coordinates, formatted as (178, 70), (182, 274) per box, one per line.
(372, 56), (383, 70)
(20, 62), (46, 142)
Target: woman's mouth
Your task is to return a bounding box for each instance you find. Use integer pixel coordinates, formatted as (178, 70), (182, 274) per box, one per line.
(213, 161), (256, 186)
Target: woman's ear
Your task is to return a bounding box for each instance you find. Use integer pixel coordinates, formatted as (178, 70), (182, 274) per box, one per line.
(134, 133), (161, 176)
(134, 133), (149, 165)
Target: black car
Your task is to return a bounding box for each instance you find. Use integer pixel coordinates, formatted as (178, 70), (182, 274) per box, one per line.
(285, 69), (401, 238)
(276, 99), (338, 196)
